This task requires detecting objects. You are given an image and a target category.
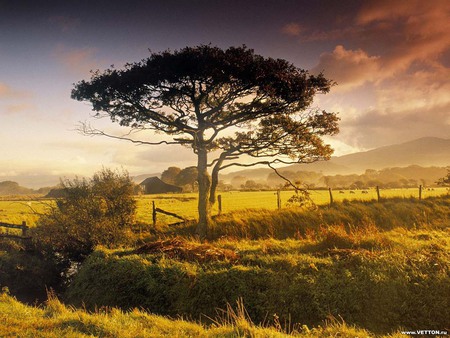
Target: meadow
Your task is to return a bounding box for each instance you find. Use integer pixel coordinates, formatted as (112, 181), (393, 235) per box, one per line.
(1, 187), (447, 227)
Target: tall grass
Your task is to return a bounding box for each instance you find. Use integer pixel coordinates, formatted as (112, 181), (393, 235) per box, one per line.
(0, 291), (384, 337)
(164, 195), (450, 240)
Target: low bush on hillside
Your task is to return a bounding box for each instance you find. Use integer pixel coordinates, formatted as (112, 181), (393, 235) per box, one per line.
(31, 168), (137, 261)
(65, 228), (449, 334)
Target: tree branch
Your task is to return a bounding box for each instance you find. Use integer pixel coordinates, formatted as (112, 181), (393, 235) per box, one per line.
(78, 123), (191, 146)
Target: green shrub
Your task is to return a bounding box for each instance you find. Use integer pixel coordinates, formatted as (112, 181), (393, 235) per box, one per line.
(32, 168), (137, 261)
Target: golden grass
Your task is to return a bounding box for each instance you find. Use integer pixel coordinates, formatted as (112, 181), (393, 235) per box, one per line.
(0, 292), (397, 337)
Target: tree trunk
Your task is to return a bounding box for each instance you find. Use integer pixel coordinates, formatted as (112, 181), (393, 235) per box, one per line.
(196, 146), (211, 239)
(209, 157), (224, 205)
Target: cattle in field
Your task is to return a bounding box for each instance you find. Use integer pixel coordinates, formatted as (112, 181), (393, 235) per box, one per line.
(361, 190), (369, 194)
(350, 191), (355, 194)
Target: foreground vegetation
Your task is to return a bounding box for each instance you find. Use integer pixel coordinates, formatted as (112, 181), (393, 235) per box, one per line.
(65, 226), (449, 335)
(1, 291), (413, 338)
(1, 190), (449, 336)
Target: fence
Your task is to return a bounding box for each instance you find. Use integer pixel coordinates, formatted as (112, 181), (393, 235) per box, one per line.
(327, 185), (426, 206)
(152, 201), (187, 226)
(148, 185), (439, 226)
(0, 221), (30, 239)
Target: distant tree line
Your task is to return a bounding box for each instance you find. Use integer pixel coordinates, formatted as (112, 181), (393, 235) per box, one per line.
(160, 166), (199, 192)
(224, 165), (449, 190)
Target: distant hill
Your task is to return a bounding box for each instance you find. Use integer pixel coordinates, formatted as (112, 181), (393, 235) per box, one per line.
(323, 137), (450, 173)
(220, 137), (450, 183)
(0, 181), (35, 195)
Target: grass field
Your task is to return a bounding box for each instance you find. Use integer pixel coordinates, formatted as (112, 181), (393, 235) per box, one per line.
(0, 187), (448, 227)
(135, 187), (449, 225)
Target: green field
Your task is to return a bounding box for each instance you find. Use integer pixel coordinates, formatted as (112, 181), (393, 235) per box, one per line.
(0, 187), (448, 227)
(128, 187), (450, 225)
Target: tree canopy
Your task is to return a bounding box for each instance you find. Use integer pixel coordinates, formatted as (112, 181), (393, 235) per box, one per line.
(72, 45), (339, 238)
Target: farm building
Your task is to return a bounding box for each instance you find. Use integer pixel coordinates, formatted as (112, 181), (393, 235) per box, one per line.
(140, 177), (183, 194)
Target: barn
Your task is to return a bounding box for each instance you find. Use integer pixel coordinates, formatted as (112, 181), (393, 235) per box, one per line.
(140, 177), (182, 194)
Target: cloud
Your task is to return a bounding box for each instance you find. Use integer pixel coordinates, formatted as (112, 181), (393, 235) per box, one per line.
(113, 144), (196, 167)
(312, 45), (380, 91)
(281, 23), (303, 36)
(0, 83), (14, 98)
(0, 83), (30, 99)
(356, 0), (450, 75)
(4, 103), (35, 114)
(301, 0), (450, 89)
(53, 45), (103, 75)
(339, 104), (450, 149)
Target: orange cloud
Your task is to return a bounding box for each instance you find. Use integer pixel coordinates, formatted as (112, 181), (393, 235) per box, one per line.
(53, 45), (102, 75)
(0, 83), (15, 98)
(356, 0), (450, 73)
(4, 103), (35, 114)
(281, 23), (303, 36)
(312, 45), (380, 91)
(0, 83), (31, 100)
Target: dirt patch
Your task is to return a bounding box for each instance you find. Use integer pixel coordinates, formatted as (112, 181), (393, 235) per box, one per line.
(132, 237), (240, 263)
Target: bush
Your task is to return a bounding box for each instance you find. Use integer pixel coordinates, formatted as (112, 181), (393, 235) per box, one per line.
(32, 168), (137, 261)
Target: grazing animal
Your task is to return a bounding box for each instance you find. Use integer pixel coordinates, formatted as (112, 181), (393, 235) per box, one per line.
(339, 190), (345, 194)
(362, 190), (369, 194)
(350, 191), (355, 194)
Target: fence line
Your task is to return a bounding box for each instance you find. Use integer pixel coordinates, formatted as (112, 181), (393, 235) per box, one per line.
(152, 201), (187, 226)
(0, 221), (30, 239)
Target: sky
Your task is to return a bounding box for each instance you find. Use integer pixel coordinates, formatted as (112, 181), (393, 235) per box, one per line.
(1, 0), (449, 187)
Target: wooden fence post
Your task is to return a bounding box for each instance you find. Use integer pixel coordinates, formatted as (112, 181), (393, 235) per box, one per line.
(21, 221), (28, 237)
(328, 187), (333, 206)
(276, 190), (281, 210)
(218, 194), (222, 215)
(376, 186), (381, 202)
(419, 185), (422, 201)
(152, 201), (156, 226)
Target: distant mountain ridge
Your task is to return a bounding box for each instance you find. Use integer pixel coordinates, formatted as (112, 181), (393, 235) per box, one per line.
(221, 137), (450, 182)
(325, 137), (450, 173)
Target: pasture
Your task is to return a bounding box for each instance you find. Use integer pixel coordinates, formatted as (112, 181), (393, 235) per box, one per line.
(0, 187), (448, 227)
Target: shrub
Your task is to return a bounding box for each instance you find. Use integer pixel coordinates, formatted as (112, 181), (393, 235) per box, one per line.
(32, 168), (137, 261)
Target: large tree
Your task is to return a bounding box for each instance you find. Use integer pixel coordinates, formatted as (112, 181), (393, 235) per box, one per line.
(71, 45), (339, 238)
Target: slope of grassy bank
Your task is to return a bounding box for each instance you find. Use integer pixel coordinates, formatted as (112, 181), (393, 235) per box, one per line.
(0, 292), (387, 337)
(65, 226), (449, 334)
